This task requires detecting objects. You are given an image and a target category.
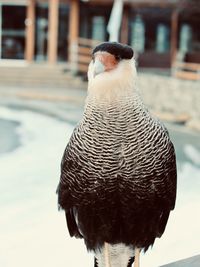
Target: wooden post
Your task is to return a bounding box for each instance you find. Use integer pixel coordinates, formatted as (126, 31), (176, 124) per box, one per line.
(69, 0), (79, 72)
(120, 6), (129, 44)
(170, 9), (179, 66)
(25, 0), (35, 62)
(48, 0), (59, 64)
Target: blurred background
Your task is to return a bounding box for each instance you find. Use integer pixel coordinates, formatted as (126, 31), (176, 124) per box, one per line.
(0, 0), (200, 267)
(0, 0), (199, 72)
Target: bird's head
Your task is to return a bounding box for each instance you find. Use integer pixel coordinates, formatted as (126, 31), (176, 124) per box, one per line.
(87, 42), (137, 99)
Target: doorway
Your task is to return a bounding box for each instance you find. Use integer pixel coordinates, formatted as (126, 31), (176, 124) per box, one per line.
(0, 4), (26, 60)
(57, 4), (69, 62)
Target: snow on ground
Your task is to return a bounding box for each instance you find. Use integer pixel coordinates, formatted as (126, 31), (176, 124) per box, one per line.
(0, 106), (200, 267)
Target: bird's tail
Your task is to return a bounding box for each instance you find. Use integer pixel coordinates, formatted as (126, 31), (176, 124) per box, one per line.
(94, 243), (135, 267)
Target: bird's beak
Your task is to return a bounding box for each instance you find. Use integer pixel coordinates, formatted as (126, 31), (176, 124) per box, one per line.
(94, 59), (105, 77)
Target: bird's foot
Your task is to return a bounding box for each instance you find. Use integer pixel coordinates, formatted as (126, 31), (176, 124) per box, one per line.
(134, 247), (140, 267)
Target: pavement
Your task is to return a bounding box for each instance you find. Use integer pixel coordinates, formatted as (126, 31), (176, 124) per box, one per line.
(0, 84), (86, 125)
(0, 117), (21, 154)
(0, 83), (86, 106)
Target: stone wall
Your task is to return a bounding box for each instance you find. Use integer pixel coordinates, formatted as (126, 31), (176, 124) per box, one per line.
(138, 73), (200, 132)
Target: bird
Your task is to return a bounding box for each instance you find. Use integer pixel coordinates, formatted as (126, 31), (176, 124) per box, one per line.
(57, 42), (177, 267)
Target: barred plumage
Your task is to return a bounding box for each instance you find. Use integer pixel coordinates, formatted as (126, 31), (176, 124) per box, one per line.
(57, 42), (177, 267)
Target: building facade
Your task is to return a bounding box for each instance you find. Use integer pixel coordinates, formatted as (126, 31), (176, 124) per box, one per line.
(0, 0), (199, 69)
(0, 0), (70, 63)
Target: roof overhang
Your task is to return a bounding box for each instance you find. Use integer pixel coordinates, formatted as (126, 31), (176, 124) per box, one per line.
(88, 0), (179, 7)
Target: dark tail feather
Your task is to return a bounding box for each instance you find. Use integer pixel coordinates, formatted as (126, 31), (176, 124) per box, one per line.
(158, 210), (170, 237)
(65, 209), (82, 238)
(127, 257), (135, 267)
(94, 257), (98, 267)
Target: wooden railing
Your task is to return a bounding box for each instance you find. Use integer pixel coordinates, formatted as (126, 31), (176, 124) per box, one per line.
(76, 38), (101, 73)
(72, 38), (200, 80)
(173, 62), (200, 81)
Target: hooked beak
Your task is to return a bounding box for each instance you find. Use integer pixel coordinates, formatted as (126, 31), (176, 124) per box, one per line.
(94, 59), (105, 77)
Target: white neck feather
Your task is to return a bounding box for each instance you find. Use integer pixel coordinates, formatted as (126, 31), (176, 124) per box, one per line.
(87, 59), (138, 105)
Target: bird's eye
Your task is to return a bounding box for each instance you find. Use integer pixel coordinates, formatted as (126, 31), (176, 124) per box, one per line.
(115, 55), (121, 61)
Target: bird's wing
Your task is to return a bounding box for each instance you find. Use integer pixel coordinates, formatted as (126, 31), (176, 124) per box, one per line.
(152, 137), (177, 236)
(118, 120), (177, 243)
(57, 126), (87, 238)
(152, 122), (177, 211)
(57, 126), (84, 210)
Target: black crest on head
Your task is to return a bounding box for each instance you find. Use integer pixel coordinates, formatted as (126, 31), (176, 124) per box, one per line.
(92, 42), (134, 60)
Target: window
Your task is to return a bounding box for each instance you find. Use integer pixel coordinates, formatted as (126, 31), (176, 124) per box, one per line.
(1, 5), (26, 59)
(130, 8), (171, 53)
(35, 4), (48, 61)
(57, 5), (69, 61)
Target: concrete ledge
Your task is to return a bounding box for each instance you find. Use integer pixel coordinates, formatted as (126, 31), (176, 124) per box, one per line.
(161, 255), (200, 267)
(139, 72), (200, 133)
